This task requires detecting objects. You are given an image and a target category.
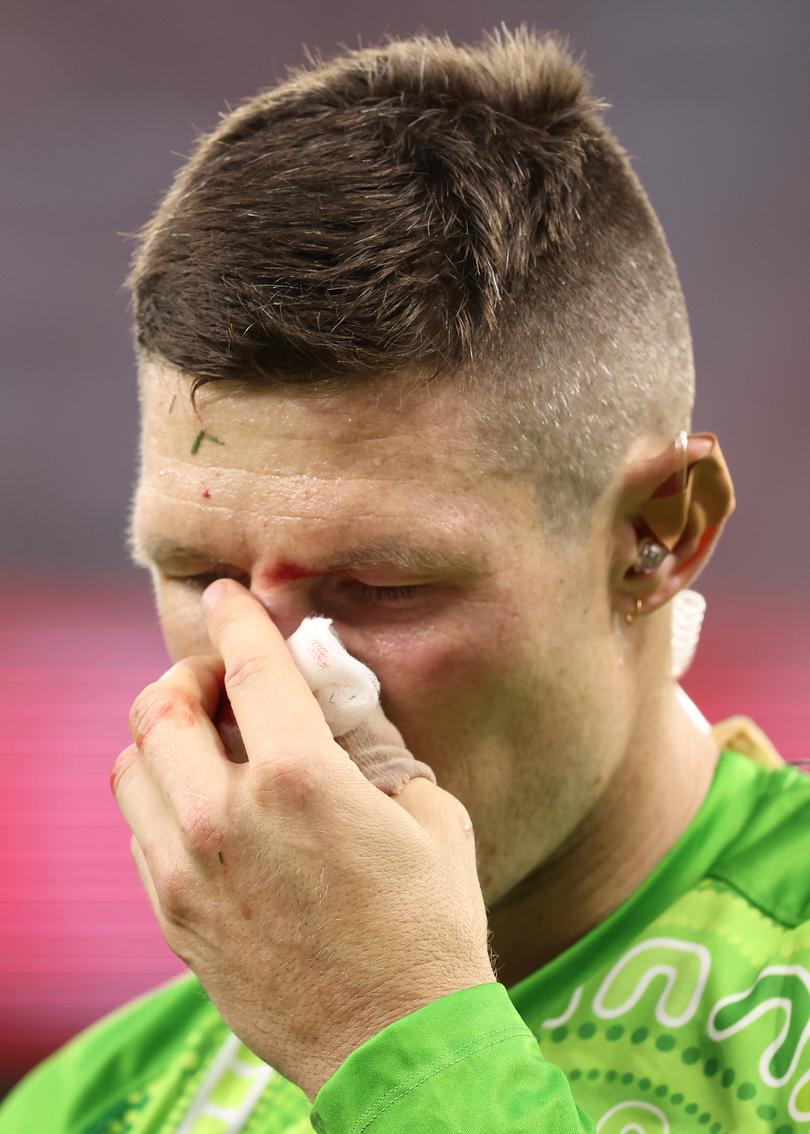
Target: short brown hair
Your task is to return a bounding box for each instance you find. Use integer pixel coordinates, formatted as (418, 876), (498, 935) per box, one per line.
(126, 27), (693, 538)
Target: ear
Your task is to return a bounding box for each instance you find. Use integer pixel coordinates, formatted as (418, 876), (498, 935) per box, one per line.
(611, 432), (736, 622)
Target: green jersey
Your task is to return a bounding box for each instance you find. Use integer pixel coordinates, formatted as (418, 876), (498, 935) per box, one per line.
(2, 733), (808, 1133)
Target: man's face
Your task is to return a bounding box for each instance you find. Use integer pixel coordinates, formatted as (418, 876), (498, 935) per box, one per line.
(131, 360), (635, 906)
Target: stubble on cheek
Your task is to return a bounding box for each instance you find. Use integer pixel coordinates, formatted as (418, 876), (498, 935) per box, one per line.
(375, 604), (539, 811)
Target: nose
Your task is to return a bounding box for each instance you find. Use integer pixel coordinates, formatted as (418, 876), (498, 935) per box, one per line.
(249, 582), (315, 641)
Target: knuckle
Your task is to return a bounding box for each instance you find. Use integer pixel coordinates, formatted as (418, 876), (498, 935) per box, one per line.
(128, 684), (158, 741)
(224, 653), (272, 696)
(129, 683), (198, 747)
(157, 861), (196, 925)
(436, 787), (473, 834)
(249, 755), (326, 810)
(453, 798), (475, 835)
(111, 744), (140, 790)
(177, 802), (223, 853)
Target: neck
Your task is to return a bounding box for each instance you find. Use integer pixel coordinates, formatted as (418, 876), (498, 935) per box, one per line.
(486, 684), (721, 989)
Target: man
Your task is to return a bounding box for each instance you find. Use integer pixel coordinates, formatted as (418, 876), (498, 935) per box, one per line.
(2, 26), (807, 1134)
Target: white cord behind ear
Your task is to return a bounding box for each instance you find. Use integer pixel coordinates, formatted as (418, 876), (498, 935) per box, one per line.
(671, 588), (706, 679)
(671, 588), (712, 733)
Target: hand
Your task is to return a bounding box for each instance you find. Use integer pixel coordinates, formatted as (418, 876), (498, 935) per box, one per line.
(110, 579), (496, 1101)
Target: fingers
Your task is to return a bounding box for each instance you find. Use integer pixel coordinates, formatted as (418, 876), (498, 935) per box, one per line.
(127, 654), (235, 812)
(110, 742), (181, 868)
(393, 776), (475, 845)
(129, 834), (163, 915)
(201, 580), (339, 768)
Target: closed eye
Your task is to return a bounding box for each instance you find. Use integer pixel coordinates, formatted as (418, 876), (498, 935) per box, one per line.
(168, 572), (424, 605)
(344, 582), (422, 604)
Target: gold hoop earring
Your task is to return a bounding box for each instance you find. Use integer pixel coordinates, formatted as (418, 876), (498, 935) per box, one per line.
(625, 598), (643, 624)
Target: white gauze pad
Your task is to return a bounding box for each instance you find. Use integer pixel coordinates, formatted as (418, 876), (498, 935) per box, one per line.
(285, 616), (437, 796)
(285, 616), (380, 736)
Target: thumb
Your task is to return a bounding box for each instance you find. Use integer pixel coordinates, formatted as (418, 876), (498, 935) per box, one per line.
(339, 706), (479, 867)
(336, 703), (474, 845)
(335, 702), (438, 798)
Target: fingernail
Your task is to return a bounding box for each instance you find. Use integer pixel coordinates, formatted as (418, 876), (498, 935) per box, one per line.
(202, 578), (237, 613)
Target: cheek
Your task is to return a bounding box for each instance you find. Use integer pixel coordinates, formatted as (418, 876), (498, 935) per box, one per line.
(342, 604), (526, 741)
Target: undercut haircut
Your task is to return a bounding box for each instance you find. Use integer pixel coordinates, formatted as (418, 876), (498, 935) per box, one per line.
(126, 26), (694, 540)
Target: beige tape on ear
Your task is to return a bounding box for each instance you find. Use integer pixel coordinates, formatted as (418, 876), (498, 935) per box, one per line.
(638, 435), (736, 553)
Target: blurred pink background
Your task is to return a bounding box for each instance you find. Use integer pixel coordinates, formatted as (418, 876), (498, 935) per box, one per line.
(2, 0), (808, 1096)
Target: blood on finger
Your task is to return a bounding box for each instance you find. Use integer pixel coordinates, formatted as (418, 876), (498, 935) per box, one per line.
(130, 686), (198, 748)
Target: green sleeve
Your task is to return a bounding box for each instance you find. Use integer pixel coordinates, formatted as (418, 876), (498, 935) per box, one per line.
(310, 982), (595, 1133)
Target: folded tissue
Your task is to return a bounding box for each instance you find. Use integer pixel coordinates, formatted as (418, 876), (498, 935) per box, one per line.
(285, 616), (437, 797)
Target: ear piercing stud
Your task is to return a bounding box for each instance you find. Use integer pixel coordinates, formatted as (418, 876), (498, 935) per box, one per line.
(625, 598), (643, 624)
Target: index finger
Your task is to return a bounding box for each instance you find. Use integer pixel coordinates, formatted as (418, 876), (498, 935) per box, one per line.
(201, 578), (337, 765)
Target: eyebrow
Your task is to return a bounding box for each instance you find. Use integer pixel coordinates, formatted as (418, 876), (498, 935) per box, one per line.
(129, 533), (487, 579)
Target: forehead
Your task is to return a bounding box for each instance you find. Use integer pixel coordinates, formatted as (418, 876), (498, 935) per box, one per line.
(132, 360), (537, 566)
(137, 359), (485, 478)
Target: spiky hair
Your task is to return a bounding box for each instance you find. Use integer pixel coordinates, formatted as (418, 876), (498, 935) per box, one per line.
(127, 26), (694, 537)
